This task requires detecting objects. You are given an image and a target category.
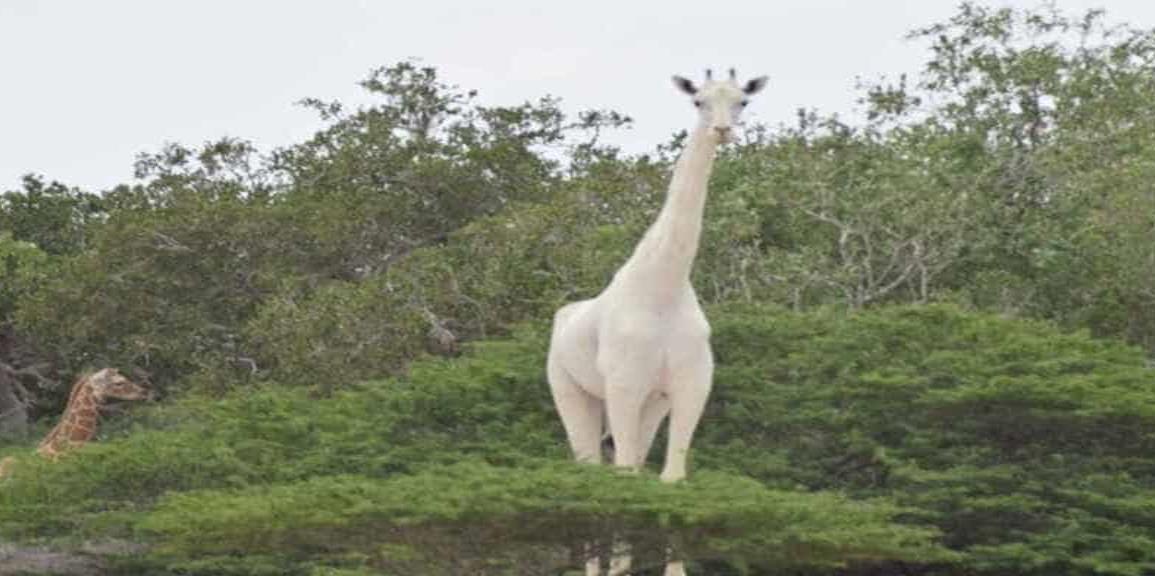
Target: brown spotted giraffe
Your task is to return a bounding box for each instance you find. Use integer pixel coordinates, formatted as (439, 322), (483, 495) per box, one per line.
(0, 368), (150, 478)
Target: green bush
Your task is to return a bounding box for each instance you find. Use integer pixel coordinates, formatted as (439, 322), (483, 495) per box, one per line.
(4, 304), (1155, 574)
(246, 196), (639, 387)
(0, 233), (52, 321)
(0, 327), (565, 539)
(701, 304), (1155, 574)
(139, 462), (946, 575)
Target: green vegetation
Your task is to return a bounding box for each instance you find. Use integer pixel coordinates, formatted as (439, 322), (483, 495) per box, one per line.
(3, 3), (1155, 574)
(3, 306), (1154, 574)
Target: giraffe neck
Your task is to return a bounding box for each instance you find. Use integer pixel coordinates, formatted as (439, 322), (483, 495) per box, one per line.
(37, 375), (101, 457)
(617, 122), (718, 292)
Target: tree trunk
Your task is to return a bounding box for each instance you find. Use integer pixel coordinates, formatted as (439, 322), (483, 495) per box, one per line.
(0, 368), (29, 440)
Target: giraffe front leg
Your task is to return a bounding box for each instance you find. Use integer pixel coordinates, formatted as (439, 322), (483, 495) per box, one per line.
(604, 361), (655, 471)
(585, 548), (600, 576)
(608, 540), (632, 575)
(661, 356), (710, 575)
(636, 392), (671, 469)
(550, 353), (609, 575)
(602, 357), (660, 575)
(661, 345), (713, 484)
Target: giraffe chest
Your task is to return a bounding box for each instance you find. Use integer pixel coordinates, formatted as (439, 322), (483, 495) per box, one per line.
(66, 418), (98, 442)
(601, 284), (707, 335)
(41, 412), (99, 452)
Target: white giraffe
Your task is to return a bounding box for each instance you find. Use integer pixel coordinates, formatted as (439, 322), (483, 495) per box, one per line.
(548, 68), (768, 576)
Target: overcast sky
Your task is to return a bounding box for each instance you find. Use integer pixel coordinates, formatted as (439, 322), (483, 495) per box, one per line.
(3, 0), (1155, 193)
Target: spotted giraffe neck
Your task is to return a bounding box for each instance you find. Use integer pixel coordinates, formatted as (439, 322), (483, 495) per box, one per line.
(36, 373), (102, 458)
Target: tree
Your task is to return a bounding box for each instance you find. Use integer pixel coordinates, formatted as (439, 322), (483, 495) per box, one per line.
(0, 174), (103, 256)
(12, 61), (636, 393)
(271, 61), (575, 280)
(0, 234), (56, 438)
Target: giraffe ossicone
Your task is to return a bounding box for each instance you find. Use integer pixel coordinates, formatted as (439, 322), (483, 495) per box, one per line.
(547, 68), (768, 576)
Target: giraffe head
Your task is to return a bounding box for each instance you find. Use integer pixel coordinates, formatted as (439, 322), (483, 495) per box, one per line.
(672, 68), (768, 144)
(88, 368), (152, 403)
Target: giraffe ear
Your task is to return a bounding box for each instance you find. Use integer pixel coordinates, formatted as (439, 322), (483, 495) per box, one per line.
(672, 75), (697, 95)
(743, 76), (769, 95)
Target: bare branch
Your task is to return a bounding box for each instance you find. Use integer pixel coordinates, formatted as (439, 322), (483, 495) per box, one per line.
(151, 232), (193, 253)
(0, 361), (54, 390)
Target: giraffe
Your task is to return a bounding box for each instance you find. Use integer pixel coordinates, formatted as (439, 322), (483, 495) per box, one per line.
(0, 368), (151, 478)
(547, 68), (768, 575)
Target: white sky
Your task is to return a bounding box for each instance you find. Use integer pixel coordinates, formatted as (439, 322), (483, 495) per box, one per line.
(2, 0), (1155, 193)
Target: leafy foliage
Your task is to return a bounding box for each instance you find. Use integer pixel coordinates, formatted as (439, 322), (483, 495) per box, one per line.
(4, 305), (1155, 574)
(703, 305), (1155, 575)
(0, 233), (51, 322)
(140, 463), (944, 575)
(0, 175), (103, 256)
(8, 61), (628, 396)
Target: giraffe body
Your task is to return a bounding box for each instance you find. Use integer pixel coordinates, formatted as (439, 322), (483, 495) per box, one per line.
(548, 69), (768, 576)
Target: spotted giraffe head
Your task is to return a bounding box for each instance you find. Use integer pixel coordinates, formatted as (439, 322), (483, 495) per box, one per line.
(88, 368), (152, 403)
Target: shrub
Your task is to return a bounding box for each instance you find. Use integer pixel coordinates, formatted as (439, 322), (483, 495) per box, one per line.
(4, 304), (1155, 573)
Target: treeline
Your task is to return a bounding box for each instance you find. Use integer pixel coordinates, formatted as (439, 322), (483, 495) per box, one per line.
(3, 4), (1153, 411)
(2, 4), (1155, 574)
